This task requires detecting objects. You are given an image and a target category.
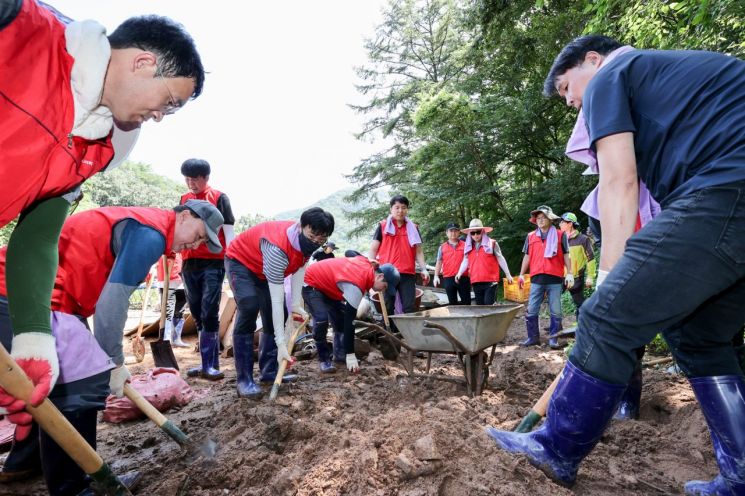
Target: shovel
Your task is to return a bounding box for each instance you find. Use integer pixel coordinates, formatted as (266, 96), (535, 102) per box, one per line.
(150, 256), (179, 370)
(269, 316), (310, 400)
(514, 372), (561, 433)
(0, 345), (132, 495)
(132, 274), (155, 362)
(548, 326), (577, 340)
(377, 291), (401, 360)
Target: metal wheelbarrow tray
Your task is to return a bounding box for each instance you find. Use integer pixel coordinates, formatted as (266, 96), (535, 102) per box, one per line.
(356, 304), (522, 396)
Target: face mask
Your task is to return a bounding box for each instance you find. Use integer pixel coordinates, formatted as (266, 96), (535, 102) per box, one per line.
(299, 232), (322, 256)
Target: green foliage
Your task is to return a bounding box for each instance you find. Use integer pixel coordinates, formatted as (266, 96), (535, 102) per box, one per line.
(234, 213), (271, 234)
(80, 161), (184, 210)
(647, 333), (670, 355)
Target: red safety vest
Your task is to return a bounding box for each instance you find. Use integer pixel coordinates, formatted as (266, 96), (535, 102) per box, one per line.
(226, 221), (307, 280)
(376, 219), (417, 275)
(440, 240), (466, 278)
(0, 208), (174, 316)
(180, 186), (227, 260)
(527, 229), (566, 278)
(305, 256), (376, 301)
(468, 240), (501, 284)
(157, 253), (182, 283)
(0, 0), (114, 226)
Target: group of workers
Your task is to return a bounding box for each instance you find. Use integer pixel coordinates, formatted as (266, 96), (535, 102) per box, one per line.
(0, 0), (744, 494)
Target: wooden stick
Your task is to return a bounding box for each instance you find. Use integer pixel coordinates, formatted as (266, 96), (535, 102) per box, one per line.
(269, 317), (311, 400)
(514, 373), (561, 433)
(123, 384), (189, 446)
(643, 356), (673, 367)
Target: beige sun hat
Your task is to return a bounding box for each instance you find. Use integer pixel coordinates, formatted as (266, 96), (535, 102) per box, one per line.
(461, 218), (493, 234)
(529, 205), (560, 224)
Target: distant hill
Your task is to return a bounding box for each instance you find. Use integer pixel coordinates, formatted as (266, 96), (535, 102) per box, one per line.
(274, 187), (384, 253)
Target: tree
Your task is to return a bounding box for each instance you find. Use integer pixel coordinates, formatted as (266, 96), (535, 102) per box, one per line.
(80, 161), (184, 210)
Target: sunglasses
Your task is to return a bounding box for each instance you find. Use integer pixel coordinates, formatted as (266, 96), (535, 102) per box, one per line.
(471, 230), (483, 235)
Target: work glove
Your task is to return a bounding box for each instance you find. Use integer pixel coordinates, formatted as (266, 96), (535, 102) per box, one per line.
(597, 269), (609, 288)
(346, 353), (360, 374)
(454, 273), (461, 284)
(109, 365), (131, 398)
(433, 275), (440, 287)
(420, 270), (430, 285)
(274, 334), (295, 368)
(0, 333), (59, 441)
(518, 275), (526, 289)
(505, 275), (514, 285)
(564, 273), (575, 288)
(291, 306), (308, 323)
(585, 277), (594, 288)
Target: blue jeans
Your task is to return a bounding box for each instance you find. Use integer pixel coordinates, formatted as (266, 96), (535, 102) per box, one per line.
(572, 183), (745, 384)
(526, 282), (563, 318)
(182, 266), (225, 333)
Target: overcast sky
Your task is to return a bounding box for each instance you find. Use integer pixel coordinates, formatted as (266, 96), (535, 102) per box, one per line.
(53, 0), (388, 217)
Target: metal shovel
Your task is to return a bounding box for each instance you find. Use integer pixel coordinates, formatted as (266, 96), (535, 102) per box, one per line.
(150, 256), (179, 369)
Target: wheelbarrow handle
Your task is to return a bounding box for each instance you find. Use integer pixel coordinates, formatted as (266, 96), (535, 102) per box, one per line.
(422, 320), (469, 355)
(353, 320), (411, 351)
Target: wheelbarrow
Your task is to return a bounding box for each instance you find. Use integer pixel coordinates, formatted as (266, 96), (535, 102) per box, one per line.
(356, 304), (522, 396)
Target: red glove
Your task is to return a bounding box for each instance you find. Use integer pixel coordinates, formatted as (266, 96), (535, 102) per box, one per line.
(518, 275), (526, 289)
(0, 333), (59, 441)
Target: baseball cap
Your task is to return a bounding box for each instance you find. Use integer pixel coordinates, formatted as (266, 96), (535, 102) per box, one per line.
(561, 212), (580, 227)
(378, 263), (400, 298)
(446, 222), (460, 231)
(183, 199), (224, 253)
(326, 241), (337, 250)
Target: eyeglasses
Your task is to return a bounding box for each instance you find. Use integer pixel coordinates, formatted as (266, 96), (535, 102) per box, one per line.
(156, 68), (182, 115)
(305, 229), (328, 244)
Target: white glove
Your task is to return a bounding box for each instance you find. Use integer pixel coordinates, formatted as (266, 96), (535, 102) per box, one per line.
(433, 275), (440, 287)
(346, 353), (360, 373)
(597, 269), (609, 288)
(291, 305), (308, 321)
(109, 365), (131, 398)
(564, 273), (575, 288)
(275, 334), (293, 366)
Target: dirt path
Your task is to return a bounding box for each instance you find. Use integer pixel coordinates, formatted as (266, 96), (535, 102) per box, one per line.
(0, 310), (716, 495)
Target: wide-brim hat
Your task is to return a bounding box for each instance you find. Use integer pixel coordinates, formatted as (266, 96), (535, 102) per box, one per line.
(461, 218), (493, 234)
(529, 205), (560, 224)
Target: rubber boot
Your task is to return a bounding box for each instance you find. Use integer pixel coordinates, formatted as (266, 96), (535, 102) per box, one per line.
(548, 315), (563, 350)
(186, 332), (224, 380)
(332, 331), (345, 363)
(314, 323), (336, 373)
(485, 361), (626, 487)
(684, 375), (745, 496)
(520, 315), (540, 347)
(0, 423), (41, 482)
(614, 361), (642, 420)
(233, 333), (262, 399)
(258, 332), (297, 383)
(171, 318), (190, 348)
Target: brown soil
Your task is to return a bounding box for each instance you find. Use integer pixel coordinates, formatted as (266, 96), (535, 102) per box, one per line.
(0, 310), (715, 495)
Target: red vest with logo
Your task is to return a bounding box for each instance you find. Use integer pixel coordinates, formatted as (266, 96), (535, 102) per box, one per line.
(377, 220), (417, 275)
(0, 0), (114, 226)
(0, 208), (174, 316)
(226, 221), (307, 280)
(305, 256), (376, 301)
(440, 240), (466, 278)
(468, 240), (501, 283)
(180, 186), (227, 260)
(527, 229), (566, 278)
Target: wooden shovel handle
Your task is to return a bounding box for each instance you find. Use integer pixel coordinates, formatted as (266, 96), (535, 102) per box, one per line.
(378, 291), (392, 330)
(123, 384), (167, 427)
(533, 373), (561, 417)
(135, 276), (155, 340)
(269, 317), (310, 400)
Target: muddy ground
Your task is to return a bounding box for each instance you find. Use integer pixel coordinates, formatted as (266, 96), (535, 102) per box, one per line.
(0, 308), (716, 495)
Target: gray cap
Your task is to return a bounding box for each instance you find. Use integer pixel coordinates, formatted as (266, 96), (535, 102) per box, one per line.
(183, 199), (224, 253)
(378, 263), (400, 298)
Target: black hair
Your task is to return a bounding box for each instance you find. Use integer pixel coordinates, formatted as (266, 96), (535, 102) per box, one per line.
(108, 15), (205, 98)
(543, 35), (622, 97)
(300, 207), (335, 236)
(389, 195), (410, 207)
(181, 158), (210, 178)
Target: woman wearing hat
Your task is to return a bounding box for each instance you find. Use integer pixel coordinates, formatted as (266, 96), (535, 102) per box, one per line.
(455, 219), (513, 305)
(433, 223), (471, 305)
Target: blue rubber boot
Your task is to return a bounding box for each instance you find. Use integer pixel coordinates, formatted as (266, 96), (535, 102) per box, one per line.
(333, 331), (346, 363)
(187, 332), (224, 380)
(520, 315), (540, 347)
(233, 332), (262, 398)
(548, 315), (563, 350)
(684, 375), (745, 496)
(614, 362), (642, 420)
(314, 322), (336, 373)
(170, 318), (190, 348)
(485, 361), (625, 487)
(258, 332), (297, 383)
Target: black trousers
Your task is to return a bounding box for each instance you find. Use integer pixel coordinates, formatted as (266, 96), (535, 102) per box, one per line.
(443, 276), (471, 305)
(472, 282), (497, 305)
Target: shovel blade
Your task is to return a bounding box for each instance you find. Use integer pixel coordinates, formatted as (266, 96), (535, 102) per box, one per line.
(150, 340), (179, 370)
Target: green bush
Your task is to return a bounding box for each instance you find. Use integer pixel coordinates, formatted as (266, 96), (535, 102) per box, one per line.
(647, 333), (670, 355)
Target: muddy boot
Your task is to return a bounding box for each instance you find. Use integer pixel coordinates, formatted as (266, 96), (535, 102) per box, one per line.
(614, 361), (642, 420)
(548, 315), (563, 350)
(0, 423), (41, 482)
(332, 331), (346, 364)
(314, 322), (336, 373)
(187, 331), (224, 380)
(485, 361), (625, 487)
(258, 332), (297, 383)
(171, 318), (190, 348)
(520, 315), (540, 347)
(684, 375), (745, 496)
(233, 332), (262, 399)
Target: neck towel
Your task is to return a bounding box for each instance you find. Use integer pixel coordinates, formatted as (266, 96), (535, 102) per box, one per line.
(464, 234), (493, 255)
(536, 226), (559, 258)
(384, 216), (422, 246)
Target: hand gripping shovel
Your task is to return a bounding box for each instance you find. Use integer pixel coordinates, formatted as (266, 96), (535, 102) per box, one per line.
(150, 256), (179, 369)
(132, 273), (155, 362)
(269, 316), (310, 400)
(0, 345), (132, 495)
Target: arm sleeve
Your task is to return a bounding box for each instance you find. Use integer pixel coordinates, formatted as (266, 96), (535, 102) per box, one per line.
(561, 232), (569, 253)
(435, 245), (443, 263)
(493, 241), (512, 278)
(337, 282), (363, 309)
(372, 224), (383, 242)
(522, 235), (530, 254)
(268, 281), (286, 340)
(0, 0), (22, 30)
(222, 224), (235, 248)
(94, 222), (165, 365)
(216, 194), (235, 225)
(290, 266), (306, 310)
(456, 253), (468, 278)
(260, 239), (290, 285)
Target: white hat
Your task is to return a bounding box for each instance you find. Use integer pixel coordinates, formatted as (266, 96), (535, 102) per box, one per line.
(461, 218), (493, 234)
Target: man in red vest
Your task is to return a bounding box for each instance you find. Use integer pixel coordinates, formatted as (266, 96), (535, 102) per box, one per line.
(368, 195), (429, 316)
(0, 0), (205, 413)
(225, 208), (335, 398)
(179, 159), (235, 380)
(433, 223), (471, 305)
(0, 200), (222, 493)
(517, 206), (573, 349)
(455, 219), (514, 305)
(304, 256), (399, 373)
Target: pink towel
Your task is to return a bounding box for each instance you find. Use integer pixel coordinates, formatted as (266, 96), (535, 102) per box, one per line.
(384, 215), (421, 246)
